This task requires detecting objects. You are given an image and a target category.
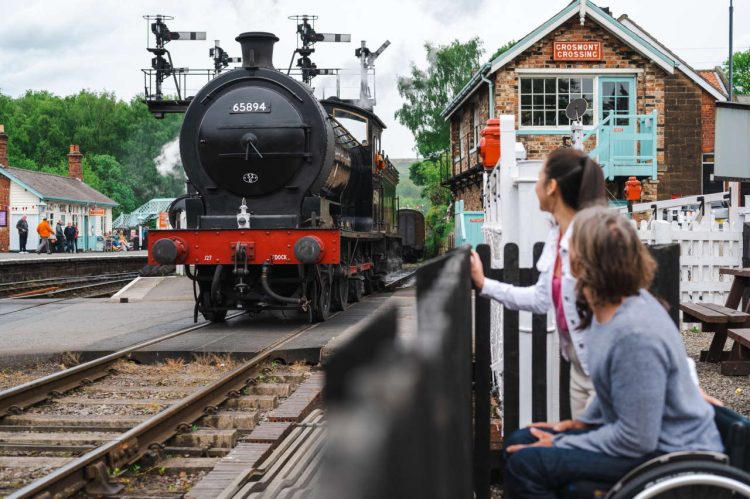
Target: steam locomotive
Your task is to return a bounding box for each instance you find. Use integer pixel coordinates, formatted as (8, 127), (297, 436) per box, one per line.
(148, 32), (401, 322)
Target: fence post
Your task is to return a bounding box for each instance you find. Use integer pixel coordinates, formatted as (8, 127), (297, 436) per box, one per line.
(743, 223), (750, 310)
(503, 243), (520, 435)
(474, 244), (492, 499)
(649, 243), (680, 327)
(530, 242), (547, 423)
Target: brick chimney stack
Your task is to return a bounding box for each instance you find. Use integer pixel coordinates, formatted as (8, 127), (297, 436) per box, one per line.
(0, 124), (8, 168)
(67, 144), (83, 181)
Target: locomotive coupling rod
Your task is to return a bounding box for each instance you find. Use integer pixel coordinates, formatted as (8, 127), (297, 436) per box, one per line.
(261, 262), (308, 309)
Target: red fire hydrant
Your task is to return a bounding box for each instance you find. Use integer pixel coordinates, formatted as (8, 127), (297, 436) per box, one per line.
(624, 176), (642, 202)
(624, 176), (642, 214)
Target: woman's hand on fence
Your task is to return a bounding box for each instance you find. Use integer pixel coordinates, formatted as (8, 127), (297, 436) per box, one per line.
(470, 251), (485, 290)
(507, 427), (554, 453)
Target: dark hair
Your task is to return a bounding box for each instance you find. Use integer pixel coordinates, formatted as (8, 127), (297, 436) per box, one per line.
(544, 148), (607, 210)
(571, 206), (656, 329)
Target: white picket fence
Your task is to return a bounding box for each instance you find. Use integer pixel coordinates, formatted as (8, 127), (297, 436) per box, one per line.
(618, 191), (747, 305)
(633, 216), (744, 305)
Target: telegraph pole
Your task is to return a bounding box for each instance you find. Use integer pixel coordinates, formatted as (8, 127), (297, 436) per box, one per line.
(729, 0), (734, 101)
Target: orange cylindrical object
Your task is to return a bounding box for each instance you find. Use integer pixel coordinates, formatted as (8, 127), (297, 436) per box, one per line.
(624, 176), (642, 202)
(479, 118), (501, 168)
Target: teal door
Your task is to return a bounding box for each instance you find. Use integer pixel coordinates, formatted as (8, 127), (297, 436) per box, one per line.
(83, 215), (90, 251)
(598, 77), (636, 163)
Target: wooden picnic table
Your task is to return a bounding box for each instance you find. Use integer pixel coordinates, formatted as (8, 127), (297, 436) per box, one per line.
(681, 267), (750, 375)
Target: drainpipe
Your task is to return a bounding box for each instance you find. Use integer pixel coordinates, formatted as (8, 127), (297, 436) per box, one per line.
(480, 71), (495, 119)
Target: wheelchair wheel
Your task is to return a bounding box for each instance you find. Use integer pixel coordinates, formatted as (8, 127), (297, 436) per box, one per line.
(608, 460), (750, 498)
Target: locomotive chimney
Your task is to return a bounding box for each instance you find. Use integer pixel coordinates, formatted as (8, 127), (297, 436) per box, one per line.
(236, 32), (278, 69)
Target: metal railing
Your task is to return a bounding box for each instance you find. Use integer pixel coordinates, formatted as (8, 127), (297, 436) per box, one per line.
(585, 110), (658, 180)
(318, 247), (492, 499)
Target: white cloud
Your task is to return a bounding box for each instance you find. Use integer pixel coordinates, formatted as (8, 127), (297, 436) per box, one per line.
(1, 0), (748, 157)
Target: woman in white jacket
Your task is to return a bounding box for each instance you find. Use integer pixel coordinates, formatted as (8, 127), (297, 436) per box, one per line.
(470, 148), (607, 417)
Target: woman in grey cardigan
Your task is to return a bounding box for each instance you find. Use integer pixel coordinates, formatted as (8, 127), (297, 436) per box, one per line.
(502, 207), (722, 499)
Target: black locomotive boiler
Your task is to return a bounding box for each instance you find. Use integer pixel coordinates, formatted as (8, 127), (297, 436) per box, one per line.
(149, 32), (401, 322)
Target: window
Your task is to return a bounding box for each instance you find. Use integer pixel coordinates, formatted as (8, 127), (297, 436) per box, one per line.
(459, 118), (466, 159)
(472, 105), (481, 149)
(520, 77), (594, 127)
(702, 153), (722, 195)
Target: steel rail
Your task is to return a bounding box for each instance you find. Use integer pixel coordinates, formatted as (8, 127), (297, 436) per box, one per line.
(383, 269), (417, 290)
(0, 277), (141, 317)
(0, 272), (140, 294)
(0, 312), (244, 417)
(7, 278), (136, 299)
(8, 319), (320, 499)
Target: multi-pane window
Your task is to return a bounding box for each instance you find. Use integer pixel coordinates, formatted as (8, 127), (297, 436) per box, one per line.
(459, 118), (466, 158)
(520, 77), (594, 127)
(601, 81), (631, 126)
(472, 104), (481, 149)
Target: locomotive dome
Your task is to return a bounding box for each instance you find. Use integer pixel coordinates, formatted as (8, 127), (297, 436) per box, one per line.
(180, 31), (335, 201)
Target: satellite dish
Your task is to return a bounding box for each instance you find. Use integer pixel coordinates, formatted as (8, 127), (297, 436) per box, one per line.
(565, 98), (588, 121)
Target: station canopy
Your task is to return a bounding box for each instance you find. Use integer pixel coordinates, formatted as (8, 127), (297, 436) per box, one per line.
(113, 198), (174, 228)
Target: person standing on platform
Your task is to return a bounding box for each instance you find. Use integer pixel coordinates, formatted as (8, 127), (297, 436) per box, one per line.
(16, 216), (28, 253)
(470, 148), (607, 418)
(55, 220), (65, 253)
(64, 222), (76, 253)
(72, 223), (79, 253)
(36, 217), (53, 254)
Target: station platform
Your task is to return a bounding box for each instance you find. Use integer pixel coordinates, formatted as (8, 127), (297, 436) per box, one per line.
(0, 275), (416, 368)
(0, 251), (148, 284)
(0, 250), (147, 262)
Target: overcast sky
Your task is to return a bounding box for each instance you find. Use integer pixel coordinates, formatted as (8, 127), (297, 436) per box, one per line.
(1, 0), (748, 158)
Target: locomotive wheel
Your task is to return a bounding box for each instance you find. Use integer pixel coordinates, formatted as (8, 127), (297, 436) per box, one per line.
(363, 271), (374, 295)
(313, 268), (332, 322)
(200, 292), (227, 323)
(348, 278), (364, 303)
(332, 272), (349, 312)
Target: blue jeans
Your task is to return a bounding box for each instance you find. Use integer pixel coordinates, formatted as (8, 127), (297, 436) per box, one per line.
(503, 427), (654, 499)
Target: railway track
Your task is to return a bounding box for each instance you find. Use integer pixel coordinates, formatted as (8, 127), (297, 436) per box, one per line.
(0, 315), (321, 498)
(0, 273), (141, 318)
(0, 272), (140, 299)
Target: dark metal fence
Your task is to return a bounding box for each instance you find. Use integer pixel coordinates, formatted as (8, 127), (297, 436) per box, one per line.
(317, 238), (681, 498)
(318, 247), (492, 499)
(477, 241), (681, 437)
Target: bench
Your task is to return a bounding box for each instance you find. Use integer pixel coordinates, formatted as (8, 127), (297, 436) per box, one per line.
(680, 302), (750, 363)
(723, 329), (750, 376)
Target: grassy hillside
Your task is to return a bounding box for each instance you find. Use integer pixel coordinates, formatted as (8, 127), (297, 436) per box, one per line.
(391, 158), (429, 212)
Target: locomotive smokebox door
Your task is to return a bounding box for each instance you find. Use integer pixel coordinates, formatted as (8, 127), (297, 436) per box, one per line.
(197, 86), (308, 197)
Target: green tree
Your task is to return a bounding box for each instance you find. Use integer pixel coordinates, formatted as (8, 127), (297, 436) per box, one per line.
(395, 38), (485, 256)
(0, 90), (185, 215)
(489, 40), (517, 61)
(395, 38), (484, 158)
(724, 49), (750, 95)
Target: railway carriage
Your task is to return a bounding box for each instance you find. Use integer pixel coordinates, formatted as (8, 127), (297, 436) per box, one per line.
(148, 32), (401, 322)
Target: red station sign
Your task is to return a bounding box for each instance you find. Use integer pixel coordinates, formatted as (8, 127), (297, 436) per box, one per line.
(553, 41), (603, 61)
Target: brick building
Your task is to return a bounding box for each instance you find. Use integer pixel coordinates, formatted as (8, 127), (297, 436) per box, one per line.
(0, 126), (117, 252)
(443, 0), (728, 209)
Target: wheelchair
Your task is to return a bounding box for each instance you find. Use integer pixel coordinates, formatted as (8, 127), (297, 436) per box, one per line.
(564, 405), (750, 498)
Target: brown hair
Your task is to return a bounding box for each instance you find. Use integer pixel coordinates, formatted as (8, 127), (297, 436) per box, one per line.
(571, 206), (656, 329)
(544, 148), (607, 210)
